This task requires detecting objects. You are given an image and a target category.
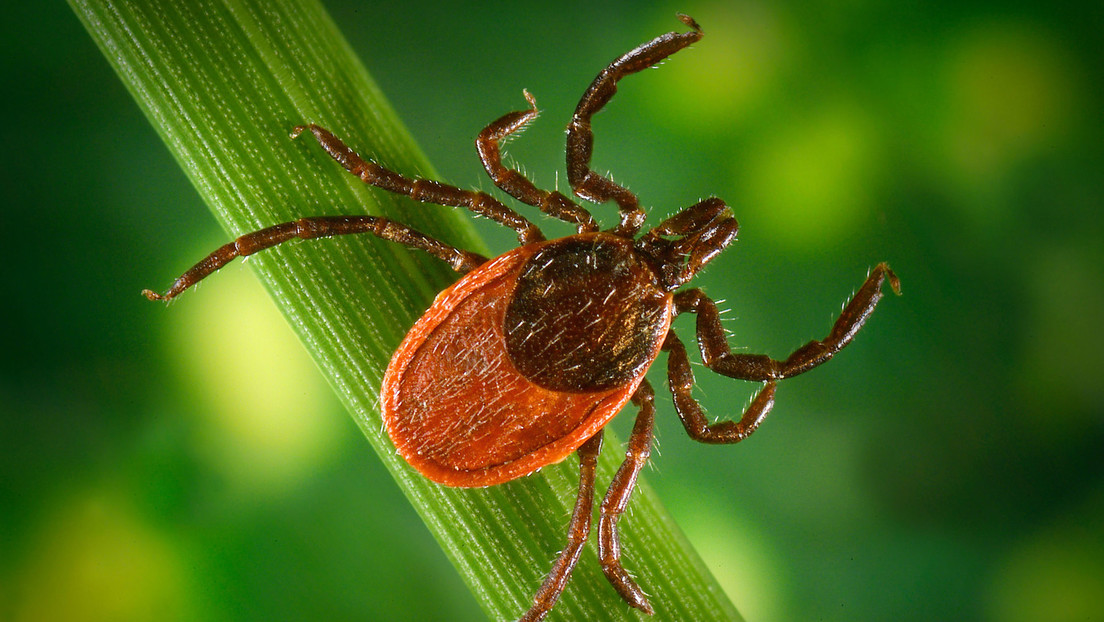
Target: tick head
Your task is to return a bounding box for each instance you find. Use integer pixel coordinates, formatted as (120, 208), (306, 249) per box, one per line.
(636, 197), (738, 291)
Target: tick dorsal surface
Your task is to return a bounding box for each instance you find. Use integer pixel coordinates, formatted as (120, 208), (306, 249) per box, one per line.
(505, 234), (670, 393)
(381, 233), (673, 487)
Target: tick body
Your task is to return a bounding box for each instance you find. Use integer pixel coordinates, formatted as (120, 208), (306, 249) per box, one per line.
(383, 232), (672, 487)
(146, 14), (900, 621)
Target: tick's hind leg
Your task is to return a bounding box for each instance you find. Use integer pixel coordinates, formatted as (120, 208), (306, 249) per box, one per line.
(521, 432), (604, 622)
(522, 382), (658, 620)
(566, 14), (703, 236)
(597, 379), (658, 614)
(142, 216), (487, 302)
(294, 124), (544, 245)
(477, 91), (598, 233)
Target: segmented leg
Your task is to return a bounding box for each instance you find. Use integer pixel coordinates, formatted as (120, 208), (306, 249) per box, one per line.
(660, 264), (898, 443)
(675, 263), (901, 382)
(566, 14), (703, 236)
(521, 431), (604, 622)
(664, 332), (777, 443)
(142, 216), (486, 301)
(597, 379), (657, 614)
(294, 124), (545, 245)
(477, 91), (599, 233)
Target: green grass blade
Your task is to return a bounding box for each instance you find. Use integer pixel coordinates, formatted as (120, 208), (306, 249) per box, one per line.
(68, 0), (742, 619)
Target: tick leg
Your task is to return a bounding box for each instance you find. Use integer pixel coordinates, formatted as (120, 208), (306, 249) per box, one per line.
(294, 124), (544, 245)
(674, 263), (901, 382)
(596, 379), (657, 614)
(664, 331), (778, 443)
(521, 431), (604, 622)
(142, 216), (487, 301)
(477, 91), (599, 234)
(566, 14), (703, 236)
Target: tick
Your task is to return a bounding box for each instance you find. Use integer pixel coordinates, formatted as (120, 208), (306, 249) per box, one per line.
(145, 14), (900, 621)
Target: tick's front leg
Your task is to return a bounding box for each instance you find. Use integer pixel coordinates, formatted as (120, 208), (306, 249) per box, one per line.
(566, 15), (703, 236)
(294, 124), (545, 245)
(477, 91), (598, 233)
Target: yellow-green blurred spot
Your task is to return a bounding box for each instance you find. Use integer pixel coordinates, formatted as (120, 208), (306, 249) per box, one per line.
(943, 22), (1079, 206)
(1014, 240), (1104, 437)
(647, 4), (789, 130)
(742, 103), (880, 250)
(986, 522), (1104, 622)
(682, 504), (786, 622)
(170, 260), (343, 493)
(15, 491), (185, 622)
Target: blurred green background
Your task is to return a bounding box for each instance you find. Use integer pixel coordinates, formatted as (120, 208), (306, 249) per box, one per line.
(4, 1), (1102, 621)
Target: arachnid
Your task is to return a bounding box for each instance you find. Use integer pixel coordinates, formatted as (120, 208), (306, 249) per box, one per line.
(145, 14), (900, 622)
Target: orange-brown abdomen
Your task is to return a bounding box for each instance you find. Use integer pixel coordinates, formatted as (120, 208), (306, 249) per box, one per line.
(381, 233), (672, 487)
